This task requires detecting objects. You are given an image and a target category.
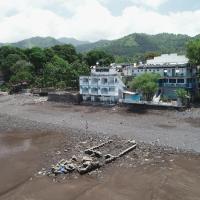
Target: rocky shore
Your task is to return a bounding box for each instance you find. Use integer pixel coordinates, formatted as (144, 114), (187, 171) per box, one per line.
(0, 94), (200, 200)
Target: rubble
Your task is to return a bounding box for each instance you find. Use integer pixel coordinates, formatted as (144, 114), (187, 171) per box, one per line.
(78, 161), (102, 175)
(46, 139), (137, 177)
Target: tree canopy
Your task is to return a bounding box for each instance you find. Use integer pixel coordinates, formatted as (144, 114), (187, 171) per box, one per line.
(129, 73), (161, 101)
(0, 44), (94, 90)
(85, 50), (114, 66)
(187, 39), (200, 66)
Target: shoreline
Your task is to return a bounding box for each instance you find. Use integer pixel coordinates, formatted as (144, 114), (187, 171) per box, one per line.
(0, 94), (200, 152)
(0, 95), (200, 199)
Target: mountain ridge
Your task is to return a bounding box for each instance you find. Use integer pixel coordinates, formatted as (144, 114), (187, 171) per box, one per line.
(0, 36), (89, 48)
(0, 33), (199, 57)
(57, 37), (89, 46)
(76, 33), (194, 56)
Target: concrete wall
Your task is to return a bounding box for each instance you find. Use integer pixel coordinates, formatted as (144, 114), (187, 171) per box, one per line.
(48, 92), (82, 104)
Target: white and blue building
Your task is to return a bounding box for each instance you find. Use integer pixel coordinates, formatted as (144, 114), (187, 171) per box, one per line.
(132, 54), (198, 99)
(79, 67), (126, 103)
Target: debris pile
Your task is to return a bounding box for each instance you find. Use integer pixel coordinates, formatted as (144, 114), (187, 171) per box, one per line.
(43, 139), (137, 177)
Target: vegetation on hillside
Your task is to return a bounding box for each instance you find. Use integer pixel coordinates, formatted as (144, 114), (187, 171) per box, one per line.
(77, 33), (194, 62)
(0, 45), (114, 91)
(0, 37), (90, 49)
(0, 33), (197, 62)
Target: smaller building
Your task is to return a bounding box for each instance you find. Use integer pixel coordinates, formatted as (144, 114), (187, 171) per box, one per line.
(79, 67), (126, 104)
(111, 63), (134, 76)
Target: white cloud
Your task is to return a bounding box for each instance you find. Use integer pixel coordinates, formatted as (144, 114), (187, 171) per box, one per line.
(0, 0), (199, 43)
(130, 0), (168, 9)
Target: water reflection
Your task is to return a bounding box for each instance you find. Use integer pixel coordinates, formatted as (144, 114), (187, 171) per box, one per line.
(0, 138), (31, 158)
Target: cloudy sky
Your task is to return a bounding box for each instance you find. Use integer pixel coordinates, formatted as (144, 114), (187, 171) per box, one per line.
(0, 0), (200, 43)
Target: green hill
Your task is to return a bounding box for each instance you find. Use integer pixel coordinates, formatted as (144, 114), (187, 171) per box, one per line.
(57, 37), (89, 46)
(76, 33), (194, 56)
(0, 37), (90, 49)
(10, 36), (63, 48)
(77, 40), (112, 52)
(0, 33), (198, 56)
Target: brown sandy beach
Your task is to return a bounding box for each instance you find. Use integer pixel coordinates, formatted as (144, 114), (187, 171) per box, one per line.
(0, 94), (200, 200)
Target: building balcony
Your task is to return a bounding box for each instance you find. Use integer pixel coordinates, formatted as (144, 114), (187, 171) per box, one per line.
(160, 83), (194, 88)
(81, 90), (89, 94)
(90, 88), (99, 95)
(163, 73), (195, 78)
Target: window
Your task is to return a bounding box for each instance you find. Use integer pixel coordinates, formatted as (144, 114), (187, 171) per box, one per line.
(109, 87), (115, 92)
(169, 79), (176, 83)
(177, 79), (184, 84)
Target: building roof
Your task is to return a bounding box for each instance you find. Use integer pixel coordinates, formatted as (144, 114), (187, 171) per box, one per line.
(146, 54), (189, 65)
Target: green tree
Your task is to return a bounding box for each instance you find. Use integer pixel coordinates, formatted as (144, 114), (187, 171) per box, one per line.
(25, 47), (46, 74)
(0, 46), (27, 81)
(176, 88), (189, 106)
(9, 71), (34, 84)
(52, 44), (78, 63)
(85, 50), (114, 66)
(70, 61), (90, 88)
(10, 60), (34, 74)
(187, 39), (200, 65)
(129, 73), (160, 101)
(9, 60), (35, 85)
(43, 55), (72, 87)
(44, 48), (55, 63)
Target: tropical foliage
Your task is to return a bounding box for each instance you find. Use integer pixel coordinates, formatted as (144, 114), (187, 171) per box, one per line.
(0, 45), (112, 90)
(187, 39), (200, 66)
(129, 73), (161, 101)
(176, 88), (189, 106)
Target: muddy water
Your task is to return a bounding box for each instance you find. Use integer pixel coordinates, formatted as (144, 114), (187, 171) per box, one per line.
(0, 131), (62, 198)
(1, 131), (200, 200)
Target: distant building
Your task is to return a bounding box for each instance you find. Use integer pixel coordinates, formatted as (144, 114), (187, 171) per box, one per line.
(79, 67), (126, 103)
(132, 54), (198, 99)
(111, 63), (133, 76)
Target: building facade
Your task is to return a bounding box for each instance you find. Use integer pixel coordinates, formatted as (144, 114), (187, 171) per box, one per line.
(79, 67), (126, 103)
(132, 54), (198, 99)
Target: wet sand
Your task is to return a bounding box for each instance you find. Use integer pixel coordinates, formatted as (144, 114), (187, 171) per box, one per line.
(0, 130), (200, 200)
(0, 95), (200, 199)
(0, 95), (200, 152)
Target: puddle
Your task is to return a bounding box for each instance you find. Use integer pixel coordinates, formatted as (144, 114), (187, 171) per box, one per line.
(0, 138), (31, 158)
